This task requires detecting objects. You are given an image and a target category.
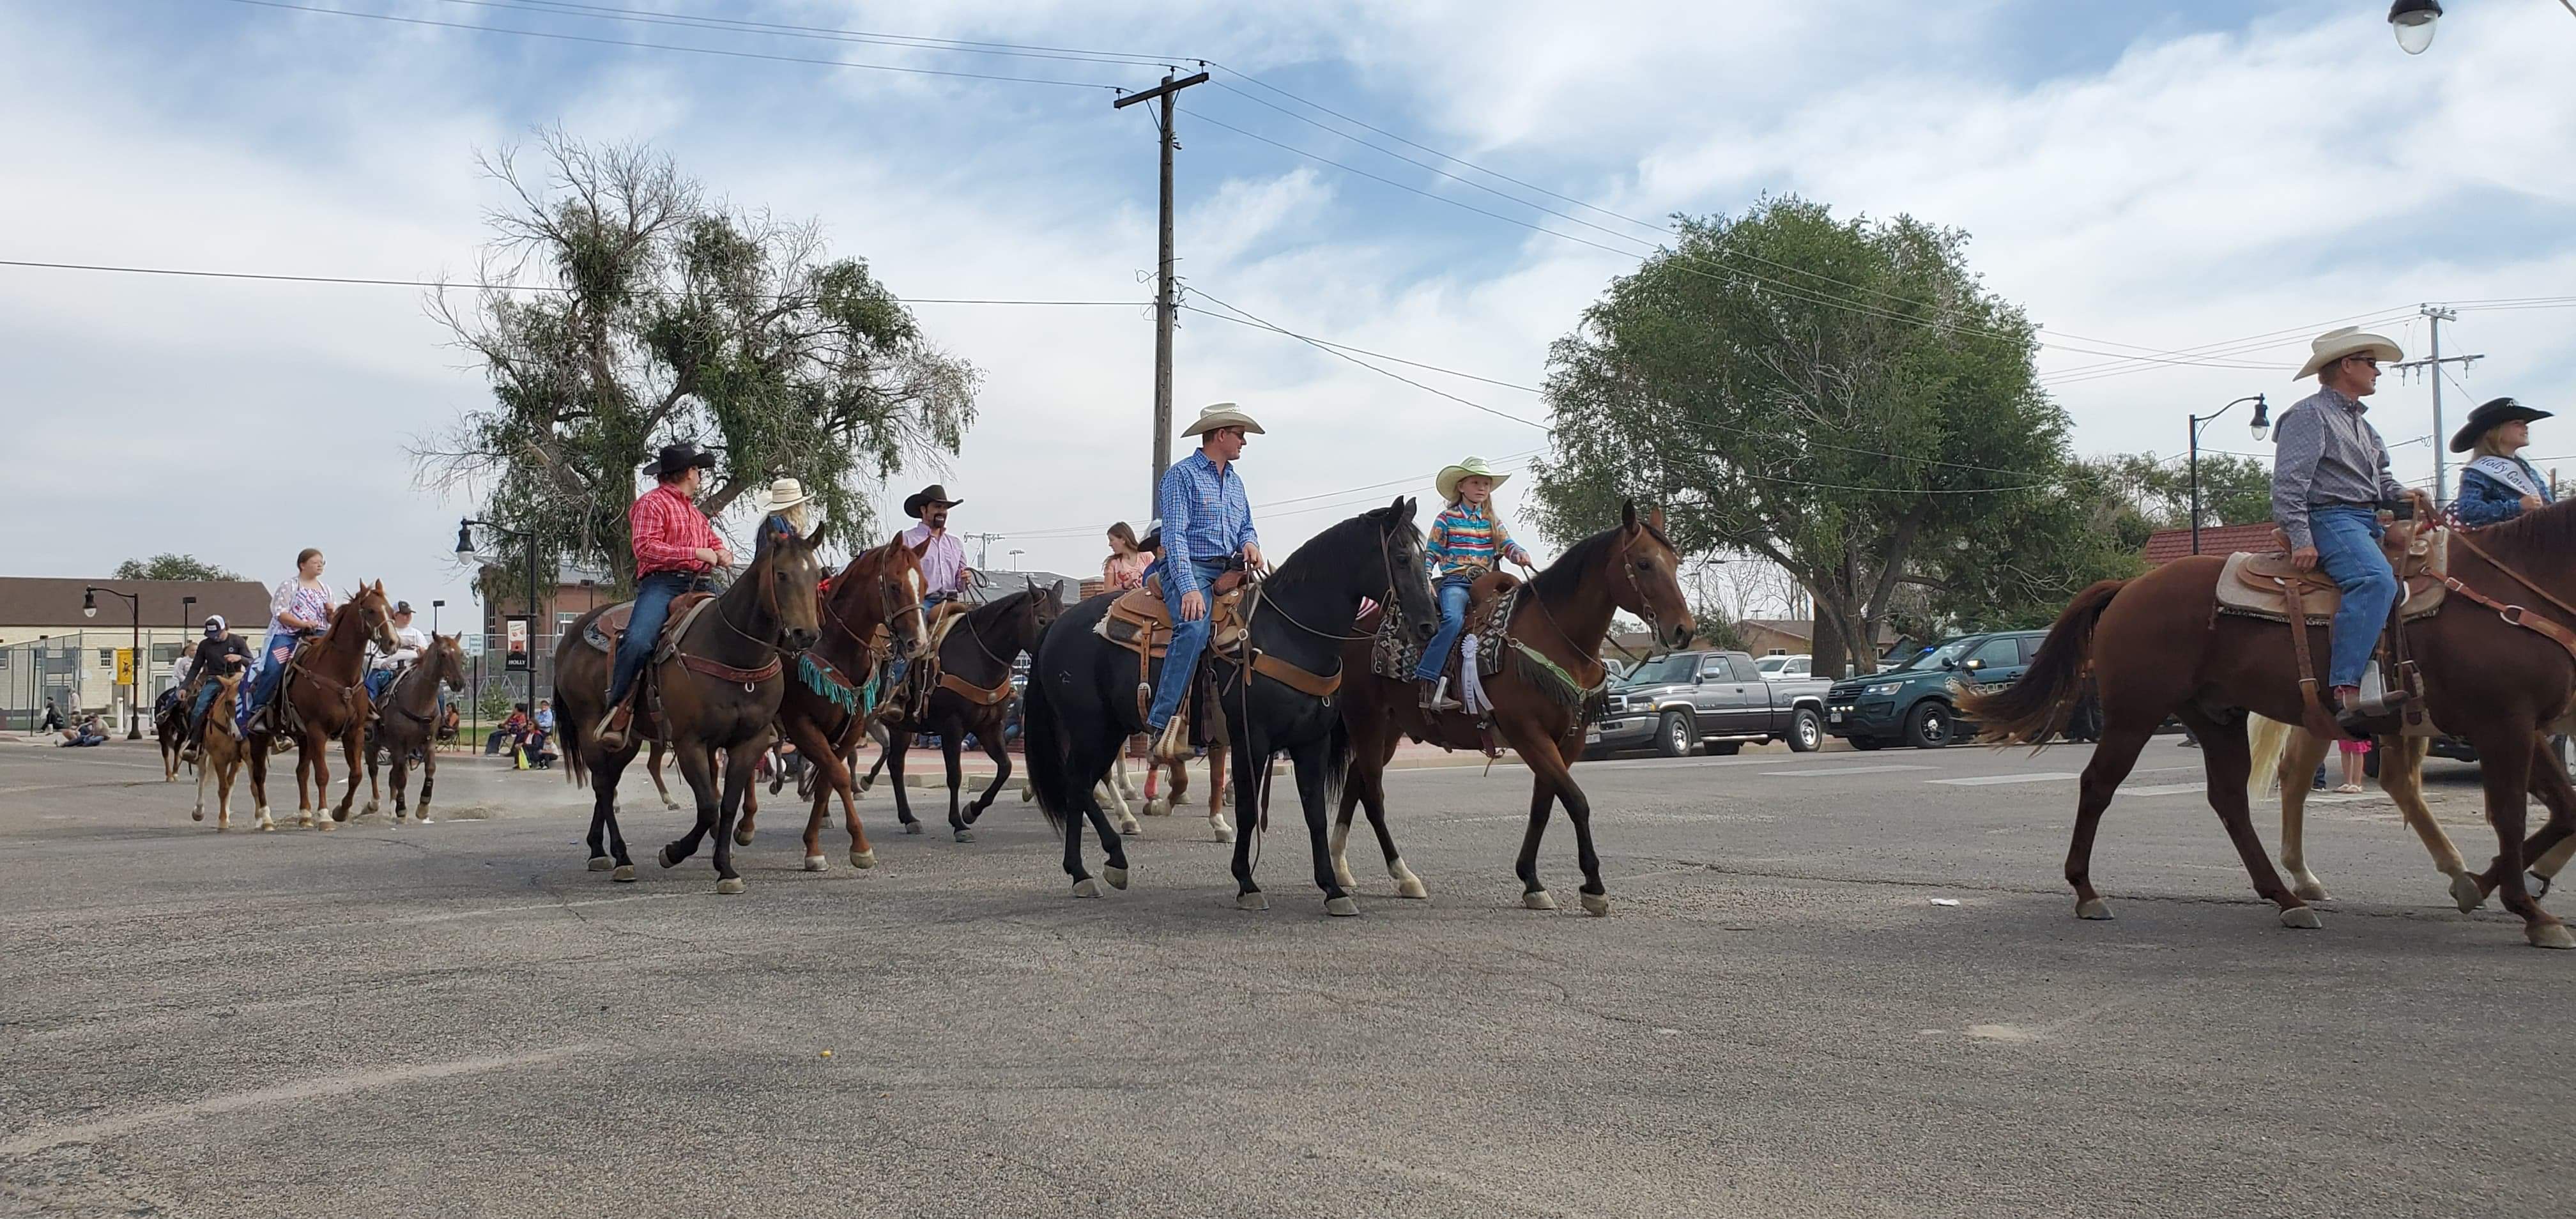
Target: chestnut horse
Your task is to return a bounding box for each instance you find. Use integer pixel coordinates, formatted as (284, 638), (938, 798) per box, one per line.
(1963, 502), (2576, 948)
(363, 634), (467, 825)
(245, 582), (401, 831)
(555, 516), (824, 893)
(738, 533), (928, 873)
(188, 675), (250, 831)
(1334, 502), (1692, 915)
(873, 581), (1063, 841)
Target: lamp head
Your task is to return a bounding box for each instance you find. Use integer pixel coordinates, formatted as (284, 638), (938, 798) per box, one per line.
(454, 520), (477, 564)
(82, 589), (97, 618)
(2250, 394), (2271, 442)
(2390, 0), (2441, 55)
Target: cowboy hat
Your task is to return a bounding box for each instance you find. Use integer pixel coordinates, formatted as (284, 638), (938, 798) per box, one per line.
(903, 484), (963, 519)
(2450, 396), (2554, 452)
(1181, 402), (1265, 437)
(640, 442), (718, 479)
(1435, 456), (1512, 502)
(2294, 326), (2405, 381)
(760, 477), (812, 513)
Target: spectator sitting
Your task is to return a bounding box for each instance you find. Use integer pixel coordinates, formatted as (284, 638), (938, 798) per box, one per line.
(487, 706), (530, 756)
(59, 714), (107, 747)
(526, 727), (557, 770)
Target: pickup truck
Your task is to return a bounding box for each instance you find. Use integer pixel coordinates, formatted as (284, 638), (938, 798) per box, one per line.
(1585, 649), (1832, 758)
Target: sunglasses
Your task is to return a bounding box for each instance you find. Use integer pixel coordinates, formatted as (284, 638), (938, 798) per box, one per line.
(2345, 356), (2382, 371)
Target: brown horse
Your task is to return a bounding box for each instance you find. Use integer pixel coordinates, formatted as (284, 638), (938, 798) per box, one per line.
(1962, 502), (2576, 948)
(1333, 502), (1693, 915)
(555, 516), (825, 893)
(738, 533), (929, 872)
(188, 675), (250, 831)
(245, 582), (401, 831)
(363, 634), (468, 825)
(873, 581), (1064, 841)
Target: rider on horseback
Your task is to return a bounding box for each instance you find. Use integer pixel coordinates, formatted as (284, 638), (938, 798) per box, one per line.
(1414, 457), (1534, 711)
(2273, 326), (2421, 732)
(365, 601), (428, 702)
(882, 484), (973, 710)
(1145, 404), (1266, 762)
(594, 443), (730, 752)
(176, 615), (254, 763)
(238, 548), (336, 737)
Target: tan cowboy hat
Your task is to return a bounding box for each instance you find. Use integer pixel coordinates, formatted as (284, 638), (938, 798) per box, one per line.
(760, 477), (811, 514)
(1181, 402), (1266, 437)
(2294, 326), (2404, 381)
(1435, 456), (1511, 502)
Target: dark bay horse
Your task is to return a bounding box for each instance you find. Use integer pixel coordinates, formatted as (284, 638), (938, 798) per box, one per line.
(1335, 501), (1692, 915)
(744, 534), (928, 873)
(363, 634), (467, 825)
(1962, 500), (2576, 949)
(246, 582), (401, 831)
(873, 581), (1064, 841)
(555, 517), (824, 893)
(1022, 498), (1439, 914)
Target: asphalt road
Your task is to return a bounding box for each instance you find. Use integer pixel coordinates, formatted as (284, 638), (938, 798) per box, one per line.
(2, 734), (2569, 1218)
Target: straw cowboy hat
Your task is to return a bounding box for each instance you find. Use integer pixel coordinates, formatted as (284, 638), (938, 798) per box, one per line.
(2450, 396), (2554, 453)
(2294, 326), (2405, 381)
(1181, 402), (1266, 437)
(759, 477), (812, 514)
(1435, 456), (1511, 502)
(902, 484), (963, 519)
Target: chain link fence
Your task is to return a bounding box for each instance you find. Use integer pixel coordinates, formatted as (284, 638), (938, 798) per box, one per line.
(0, 632), (195, 732)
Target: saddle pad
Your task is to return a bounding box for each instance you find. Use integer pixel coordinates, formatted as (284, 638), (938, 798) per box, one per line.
(1368, 581), (1519, 684)
(2214, 551), (2447, 625)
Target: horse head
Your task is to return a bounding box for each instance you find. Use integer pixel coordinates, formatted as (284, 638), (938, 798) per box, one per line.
(348, 581), (402, 653)
(753, 514), (825, 655)
(1610, 501), (1693, 650)
(882, 532), (930, 659)
(1013, 579), (1066, 654)
(1372, 495), (1441, 642)
(428, 634), (469, 692)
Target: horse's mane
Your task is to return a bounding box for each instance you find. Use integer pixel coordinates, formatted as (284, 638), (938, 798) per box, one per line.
(962, 585), (1034, 629)
(1531, 516), (1669, 604)
(2477, 496), (2576, 560)
(1266, 507), (1405, 597)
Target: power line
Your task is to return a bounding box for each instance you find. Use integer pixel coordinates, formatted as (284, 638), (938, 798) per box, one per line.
(439, 0), (1183, 68)
(0, 259), (1143, 306)
(1182, 287), (1550, 431)
(986, 449), (1546, 539)
(1179, 305), (1547, 394)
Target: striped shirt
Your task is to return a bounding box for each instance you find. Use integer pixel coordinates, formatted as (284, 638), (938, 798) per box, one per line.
(1156, 450), (1259, 595)
(1425, 501), (1529, 578)
(2271, 388), (2405, 549)
(630, 484), (721, 577)
(899, 525), (969, 596)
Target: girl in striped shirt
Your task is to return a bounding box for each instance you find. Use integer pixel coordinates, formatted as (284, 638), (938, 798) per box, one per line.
(1414, 457), (1533, 710)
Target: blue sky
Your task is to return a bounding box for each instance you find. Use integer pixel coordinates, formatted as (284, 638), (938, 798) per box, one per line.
(10, 0), (2575, 621)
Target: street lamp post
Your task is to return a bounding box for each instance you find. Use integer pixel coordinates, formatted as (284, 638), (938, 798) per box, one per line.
(431, 599), (445, 634)
(2189, 395), (2271, 555)
(82, 585), (144, 739)
(457, 519), (542, 718)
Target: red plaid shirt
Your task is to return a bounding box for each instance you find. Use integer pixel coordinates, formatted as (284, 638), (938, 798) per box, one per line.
(630, 484), (720, 576)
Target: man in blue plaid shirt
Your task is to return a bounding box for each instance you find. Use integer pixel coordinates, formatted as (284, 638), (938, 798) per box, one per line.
(1146, 403), (1267, 760)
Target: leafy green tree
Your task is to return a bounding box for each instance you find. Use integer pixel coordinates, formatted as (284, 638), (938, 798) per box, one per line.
(418, 131), (979, 597)
(113, 554), (245, 581)
(1535, 196), (2074, 677)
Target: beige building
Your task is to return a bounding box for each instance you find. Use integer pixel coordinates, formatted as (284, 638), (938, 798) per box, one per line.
(0, 578), (272, 727)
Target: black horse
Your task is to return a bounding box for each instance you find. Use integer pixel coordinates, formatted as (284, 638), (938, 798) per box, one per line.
(1021, 498), (1439, 914)
(871, 580), (1066, 841)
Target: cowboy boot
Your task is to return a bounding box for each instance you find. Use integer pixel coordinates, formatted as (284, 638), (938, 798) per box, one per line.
(1150, 716), (1193, 765)
(593, 698), (636, 752)
(1418, 676), (1460, 713)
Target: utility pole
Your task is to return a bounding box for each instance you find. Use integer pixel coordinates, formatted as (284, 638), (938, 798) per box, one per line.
(1114, 68), (1209, 513)
(960, 532), (1004, 570)
(2390, 305), (2480, 505)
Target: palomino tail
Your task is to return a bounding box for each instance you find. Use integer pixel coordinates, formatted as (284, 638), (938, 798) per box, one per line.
(1020, 671), (1071, 834)
(1961, 579), (2126, 747)
(2245, 713), (2295, 799)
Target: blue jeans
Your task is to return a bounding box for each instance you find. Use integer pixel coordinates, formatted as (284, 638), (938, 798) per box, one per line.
(882, 592), (960, 693)
(1146, 559), (1231, 732)
(607, 571), (699, 708)
(238, 631), (296, 730)
(2311, 505), (2398, 690)
(365, 670), (396, 700)
(191, 680), (224, 732)
(1412, 574), (1476, 682)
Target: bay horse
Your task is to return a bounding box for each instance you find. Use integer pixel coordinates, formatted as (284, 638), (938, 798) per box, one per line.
(245, 582), (401, 831)
(554, 516), (825, 893)
(362, 634), (467, 825)
(1333, 501), (1692, 915)
(1021, 498), (1439, 913)
(737, 533), (929, 873)
(871, 581), (1064, 841)
(188, 675), (250, 831)
(1961, 500), (2576, 948)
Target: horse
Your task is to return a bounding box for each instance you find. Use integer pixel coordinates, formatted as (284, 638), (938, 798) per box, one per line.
(189, 675), (251, 831)
(735, 533), (930, 873)
(553, 517), (825, 893)
(1013, 727), (1234, 842)
(1333, 501), (1693, 915)
(154, 688), (190, 782)
(1961, 500), (2576, 948)
(1021, 498), (1439, 913)
(362, 634), (467, 825)
(245, 582), (402, 831)
(872, 581), (1063, 841)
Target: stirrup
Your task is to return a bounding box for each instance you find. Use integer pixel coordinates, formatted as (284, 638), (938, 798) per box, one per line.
(1418, 677), (1460, 712)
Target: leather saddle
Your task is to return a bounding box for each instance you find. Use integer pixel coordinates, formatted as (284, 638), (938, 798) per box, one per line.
(581, 591), (717, 655)
(1100, 580), (1252, 659)
(2214, 523), (2448, 625)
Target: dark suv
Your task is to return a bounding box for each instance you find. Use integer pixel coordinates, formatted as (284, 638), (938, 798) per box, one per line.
(1823, 629), (2047, 749)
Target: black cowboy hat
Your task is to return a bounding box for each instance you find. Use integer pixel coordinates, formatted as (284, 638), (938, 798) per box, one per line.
(2450, 397), (2554, 452)
(903, 484), (963, 518)
(641, 443), (719, 479)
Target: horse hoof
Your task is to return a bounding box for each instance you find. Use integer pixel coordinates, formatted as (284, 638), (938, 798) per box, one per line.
(416, 816), (433, 825)
(2279, 905), (2322, 930)
(804, 855), (827, 872)
(613, 865), (636, 883)
(314, 818), (336, 832)
(1236, 891), (1269, 911)
(2075, 897), (2114, 921)
(2451, 872), (2488, 913)
(257, 820), (275, 833)
(953, 829), (976, 843)
(362, 801), (378, 815)
(1103, 865), (1128, 891)
(850, 849), (877, 870)
(1213, 827), (1234, 845)
(903, 821), (924, 836)
(1522, 891), (1556, 911)
(2290, 879), (2330, 903)
(191, 809), (204, 822)
(662, 799), (681, 811)
(733, 828), (755, 848)
(1395, 876), (1429, 900)
(1144, 798), (1170, 818)
(657, 845), (682, 869)
(1581, 893), (1611, 917)
(716, 877), (747, 896)
(587, 855), (614, 872)
(1324, 895), (1359, 917)
(1072, 878), (1102, 899)
(2529, 923), (2576, 950)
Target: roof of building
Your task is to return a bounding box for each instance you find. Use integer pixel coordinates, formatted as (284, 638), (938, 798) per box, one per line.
(0, 578), (271, 628)
(2142, 523), (2278, 568)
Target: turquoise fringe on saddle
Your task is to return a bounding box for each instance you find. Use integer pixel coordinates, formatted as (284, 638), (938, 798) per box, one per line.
(797, 652), (880, 719)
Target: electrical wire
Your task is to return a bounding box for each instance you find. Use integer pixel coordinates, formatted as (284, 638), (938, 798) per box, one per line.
(1181, 287), (1549, 431)
(0, 259), (1143, 306)
(436, 0), (1184, 68)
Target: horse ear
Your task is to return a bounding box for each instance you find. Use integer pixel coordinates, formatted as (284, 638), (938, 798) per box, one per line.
(1051, 580), (1065, 604)
(1620, 499), (1639, 532)
(908, 536), (931, 557)
(1648, 504), (1666, 533)
(804, 516), (827, 546)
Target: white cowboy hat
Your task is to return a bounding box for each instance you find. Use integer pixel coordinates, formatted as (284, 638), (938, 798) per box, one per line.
(1181, 402), (1266, 437)
(2295, 326), (2405, 381)
(760, 477), (811, 514)
(1435, 456), (1511, 502)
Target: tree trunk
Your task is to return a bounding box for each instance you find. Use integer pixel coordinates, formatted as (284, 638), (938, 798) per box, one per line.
(1812, 611), (1851, 681)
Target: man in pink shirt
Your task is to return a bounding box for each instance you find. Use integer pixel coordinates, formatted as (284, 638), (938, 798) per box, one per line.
(884, 485), (973, 705)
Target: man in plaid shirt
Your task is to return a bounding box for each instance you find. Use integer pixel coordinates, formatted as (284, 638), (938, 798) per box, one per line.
(1145, 403), (1266, 761)
(596, 443), (732, 749)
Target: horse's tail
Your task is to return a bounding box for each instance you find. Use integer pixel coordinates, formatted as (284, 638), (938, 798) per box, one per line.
(2245, 713), (2295, 799)
(1020, 668), (1070, 834)
(561, 715), (590, 790)
(1963, 579), (2125, 746)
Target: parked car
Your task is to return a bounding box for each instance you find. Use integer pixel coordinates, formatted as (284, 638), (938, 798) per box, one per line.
(1823, 629), (2049, 749)
(1585, 650), (1832, 758)
(1753, 654), (1813, 680)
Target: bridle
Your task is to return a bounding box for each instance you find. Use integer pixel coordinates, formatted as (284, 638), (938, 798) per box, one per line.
(817, 547), (924, 664)
(1250, 516), (1420, 644)
(1526, 525), (1664, 671)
